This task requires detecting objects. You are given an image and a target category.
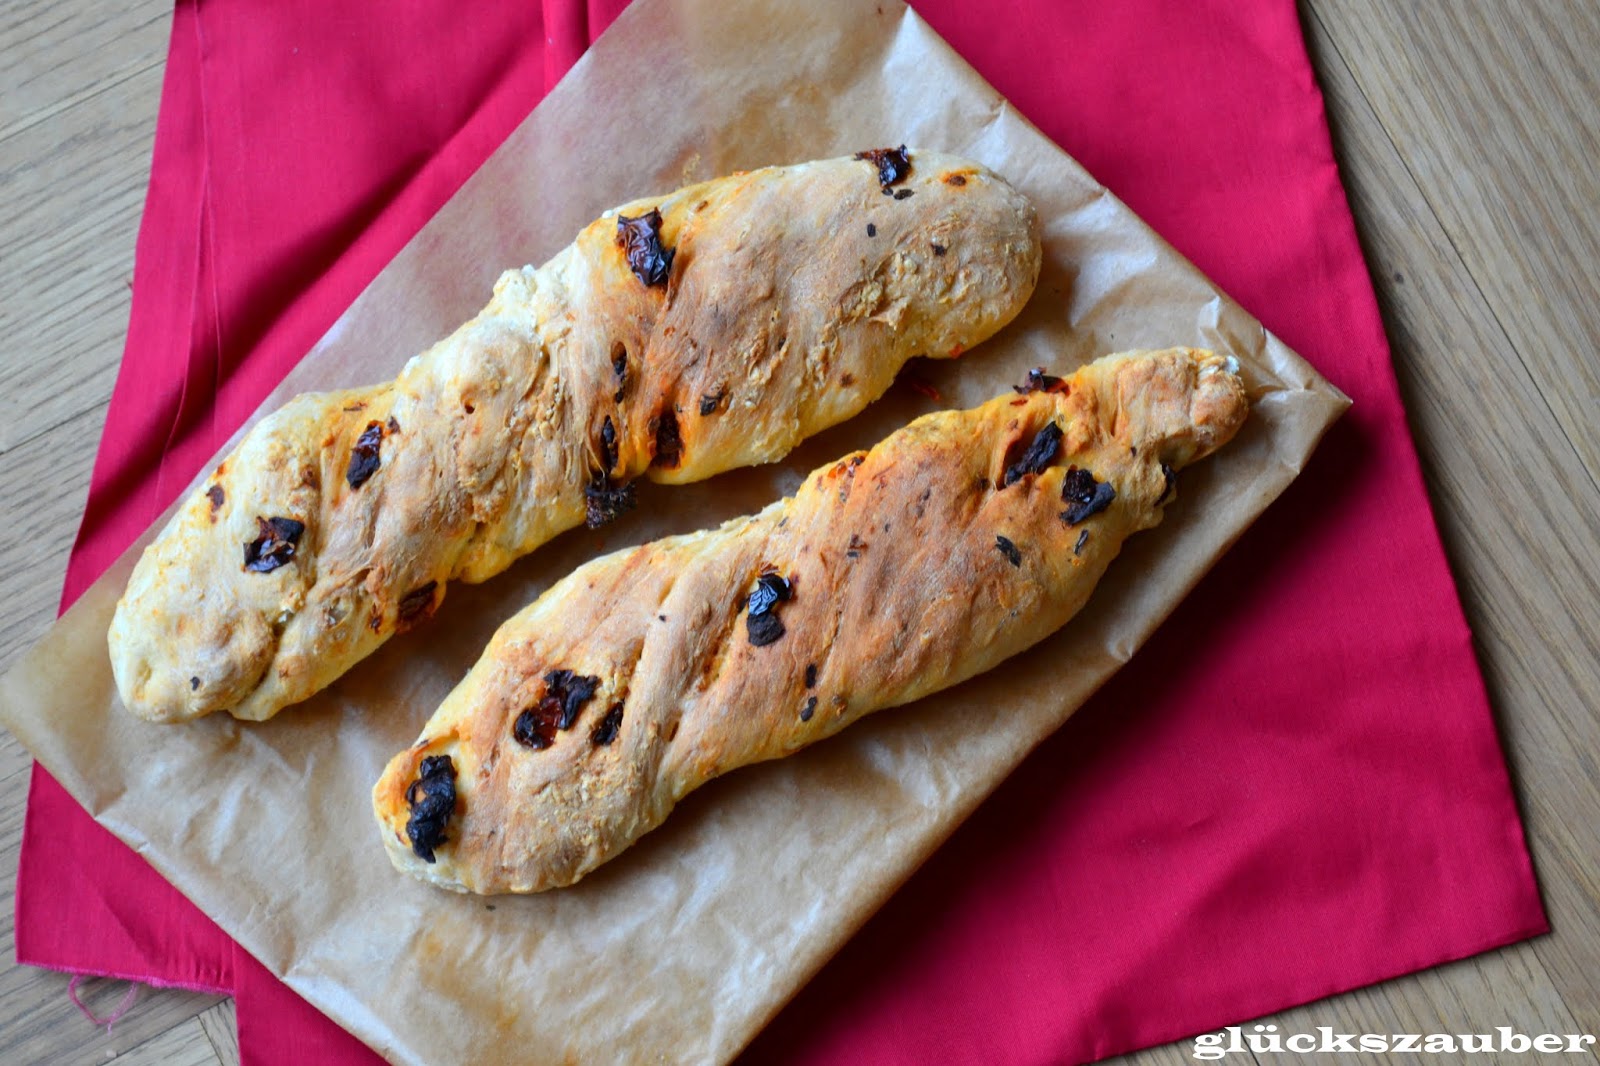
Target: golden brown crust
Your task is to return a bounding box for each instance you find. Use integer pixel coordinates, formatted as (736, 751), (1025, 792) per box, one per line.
(109, 151), (1041, 723)
(373, 349), (1248, 894)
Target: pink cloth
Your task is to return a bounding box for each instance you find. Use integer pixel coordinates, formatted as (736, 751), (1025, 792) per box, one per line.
(17, 1), (1546, 1063)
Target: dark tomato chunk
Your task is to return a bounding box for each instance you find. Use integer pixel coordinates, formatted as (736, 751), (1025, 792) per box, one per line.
(590, 702), (624, 746)
(243, 517), (305, 573)
(616, 209), (674, 287)
(1013, 368), (1069, 395)
(652, 409), (683, 468)
(746, 572), (792, 647)
(405, 754), (457, 864)
(854, 145), (911, 189)
(513, 670), (601, 749)
(599, 416), (618, 473)
(1061, 467), (1117, 525)
(346, 421), (385, 489)
(584, 477), (637, 529)
(1001, 423), (1063, 487)
(397, 581), (438, 630)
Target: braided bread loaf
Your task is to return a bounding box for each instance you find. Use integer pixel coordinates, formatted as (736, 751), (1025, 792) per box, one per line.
(373, 348), (1249, 893)
(110, 149), (1041, 723)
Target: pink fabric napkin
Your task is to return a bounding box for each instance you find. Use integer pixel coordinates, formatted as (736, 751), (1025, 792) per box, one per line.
(17, 1), (1547, 1063)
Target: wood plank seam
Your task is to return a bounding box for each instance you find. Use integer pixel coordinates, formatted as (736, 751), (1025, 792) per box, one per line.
(197, 1003), (238, 1066)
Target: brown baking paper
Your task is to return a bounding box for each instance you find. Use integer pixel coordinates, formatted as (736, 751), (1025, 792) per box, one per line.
(0, 0), (1348, 1062)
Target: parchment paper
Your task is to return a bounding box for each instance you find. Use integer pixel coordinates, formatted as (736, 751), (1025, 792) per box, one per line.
(0, 0), (1349, 1062)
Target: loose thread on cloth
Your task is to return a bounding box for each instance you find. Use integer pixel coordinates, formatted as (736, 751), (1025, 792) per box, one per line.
(67, 975), (140, 1033)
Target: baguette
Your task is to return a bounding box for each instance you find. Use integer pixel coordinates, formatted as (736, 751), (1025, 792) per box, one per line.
(373, 348), (1249, 893)
(110, 149), (1041, 723)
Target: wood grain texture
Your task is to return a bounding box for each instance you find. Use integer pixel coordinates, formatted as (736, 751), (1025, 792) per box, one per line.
(0, 0), (168, 139)
(1313, 0), (1600, 494)
(1299, 0), (1600, 1035)
(1, 0), (1598, 1063)
(108, 1016), (224, 1066)
(0, 407), (102, 668)
(0, 21), (164, 455)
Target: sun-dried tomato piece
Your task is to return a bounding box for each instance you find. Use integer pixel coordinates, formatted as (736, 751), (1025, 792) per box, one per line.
(612, 347), (629, 402)
(995, 535), (1022, 567)
(1013, 368), (1069, 396)
(1001, 422), (1063, 487)
(513, 670), (601, 749)
(584, 477), (637, 529)
(346, 421), (385, 489)
(1061, 467), (1117, 526)
(243, 516), (304, 573)
(746, 572), (791, 647)
(546, 670), (600, 729)
(854, 145), (911, 189)
(397, 581), (438, 630)
(590, 702), (624, 746)
(616, 209), (674, 287)
(599, 416), (618, 473)
(652, 409), (683, 468)
(749, 573), (789, 615)
(405, 754), (456, 864)
(512, 703), (560, 750)
(747, 612), (785, 647)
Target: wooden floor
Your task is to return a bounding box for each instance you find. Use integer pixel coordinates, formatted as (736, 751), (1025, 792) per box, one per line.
(1, 1), (1596, 1063)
